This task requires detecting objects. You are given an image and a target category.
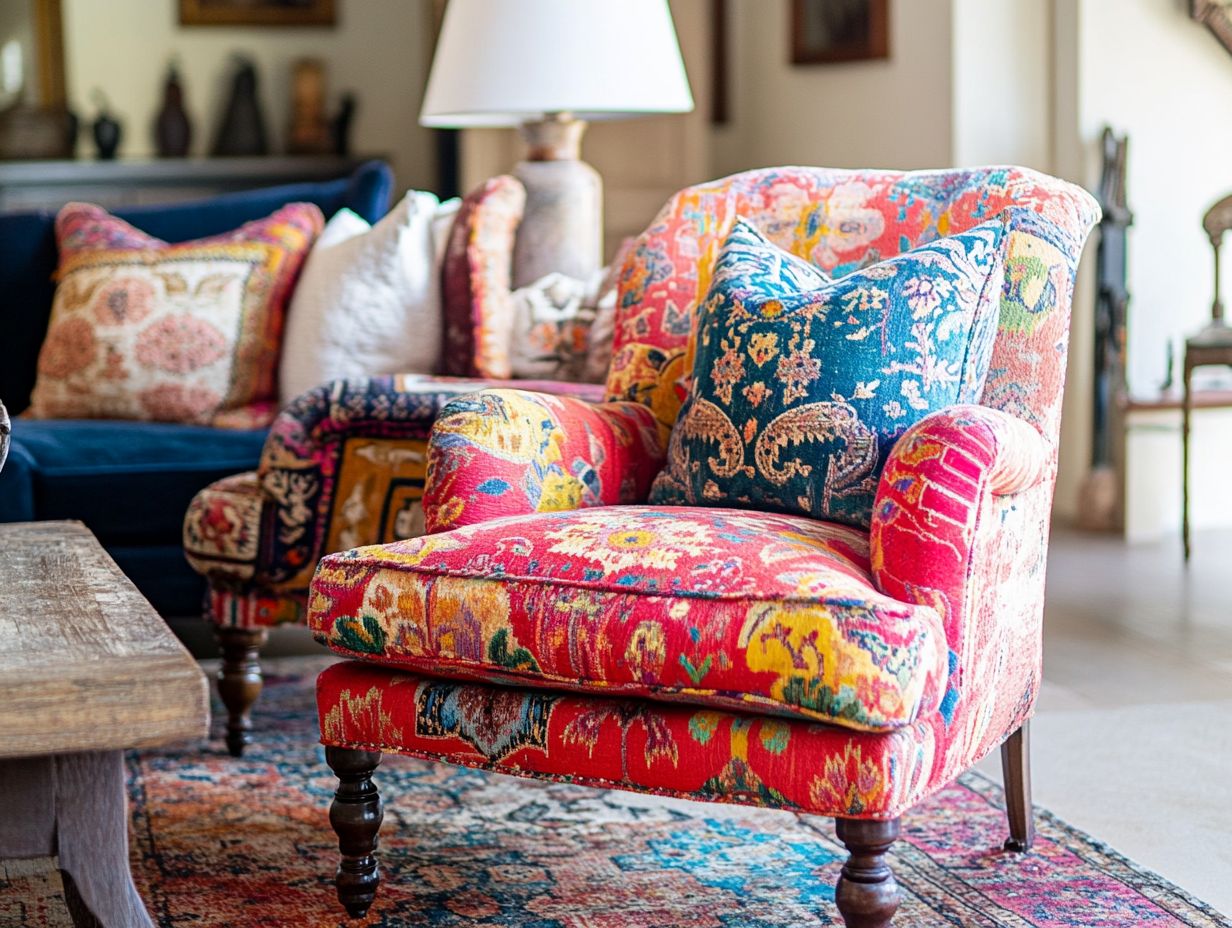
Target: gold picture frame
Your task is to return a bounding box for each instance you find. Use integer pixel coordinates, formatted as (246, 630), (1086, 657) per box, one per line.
(179, 0), (336, 27)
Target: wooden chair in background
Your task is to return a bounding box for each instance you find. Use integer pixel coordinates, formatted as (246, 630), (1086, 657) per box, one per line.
(1183, 194), (1232, 560)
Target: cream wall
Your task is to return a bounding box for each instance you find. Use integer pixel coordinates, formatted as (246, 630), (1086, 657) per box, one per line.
(60, 0), (437, 191)
(1074, 0), (1232, 537)
(710, 0), (953, 176)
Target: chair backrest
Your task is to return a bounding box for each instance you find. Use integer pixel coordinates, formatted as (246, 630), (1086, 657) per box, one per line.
(606, 166), (1100, 458)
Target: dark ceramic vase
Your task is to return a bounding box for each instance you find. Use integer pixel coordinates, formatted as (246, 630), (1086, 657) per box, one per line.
(93, 110), (121, 160)
(211, 58), (268, 157)
(155, 65), (192, 157)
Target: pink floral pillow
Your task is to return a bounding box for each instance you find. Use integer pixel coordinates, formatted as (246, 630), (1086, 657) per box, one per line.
(28, 201), (322, 427)
(439, 175), (525, 378)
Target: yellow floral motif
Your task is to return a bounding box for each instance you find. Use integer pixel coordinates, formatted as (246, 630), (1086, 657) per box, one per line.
(808, 742), (888, 815)
(537, 471), (584, 512)
(625, 620), (668, 680)
(322, 684), (403, 743)
(737, 602), (917, 728)
(436, 390), (566, 467)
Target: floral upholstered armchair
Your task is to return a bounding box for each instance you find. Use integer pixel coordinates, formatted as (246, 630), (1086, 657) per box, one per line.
(308, 167), (1099, 926)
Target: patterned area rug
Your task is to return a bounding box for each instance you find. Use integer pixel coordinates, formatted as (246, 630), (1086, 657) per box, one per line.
(3, 657), (1228, 928)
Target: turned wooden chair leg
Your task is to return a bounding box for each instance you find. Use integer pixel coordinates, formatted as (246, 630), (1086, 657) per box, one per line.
(215, 626), (268, 757)
(326, 747), (383, 919)
(834, 817), (901, 928)
(1001, 721), (1035, 852)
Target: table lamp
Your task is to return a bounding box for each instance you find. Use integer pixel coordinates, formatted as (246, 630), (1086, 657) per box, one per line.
(421, 0), (694, 288)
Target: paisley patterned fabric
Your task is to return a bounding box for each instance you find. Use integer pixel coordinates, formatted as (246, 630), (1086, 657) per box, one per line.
(184, 375), (606, 628)
(439, 176), (525, 380)
(28, 201), (321, 427)
(308, 506), (950, 732)
(317, 659), (939, 819)
(649, 216), (1006, 528)
(423, 389), (666, 534)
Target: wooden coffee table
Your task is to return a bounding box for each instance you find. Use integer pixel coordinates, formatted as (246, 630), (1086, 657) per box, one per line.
(0, 521), (209, 928)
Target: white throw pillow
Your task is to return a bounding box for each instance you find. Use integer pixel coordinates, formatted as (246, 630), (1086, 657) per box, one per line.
(279, 191), (461, 402)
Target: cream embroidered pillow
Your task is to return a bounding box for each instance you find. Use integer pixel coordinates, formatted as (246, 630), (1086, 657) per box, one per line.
(28, 201), (322, 427)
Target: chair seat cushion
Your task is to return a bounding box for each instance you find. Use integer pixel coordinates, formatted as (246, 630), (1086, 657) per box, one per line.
(0, 418), (267, 544)
(308, 505), (949, 733)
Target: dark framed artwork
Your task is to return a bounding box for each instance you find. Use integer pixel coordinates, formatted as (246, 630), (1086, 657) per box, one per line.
(179, 0), (336, 27)
(791, 0), (889, 65)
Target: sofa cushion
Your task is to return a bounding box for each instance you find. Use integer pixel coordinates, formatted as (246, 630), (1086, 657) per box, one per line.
(308, 505), (949, 733)
(27, 201), (323, 427)
(0, 419), (266, 545)
(0, 160), (393, 417)
(440, 175), (525, 379)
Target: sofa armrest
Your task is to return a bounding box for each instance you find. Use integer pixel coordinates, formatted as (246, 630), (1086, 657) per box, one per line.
(424, 389), (666, 533)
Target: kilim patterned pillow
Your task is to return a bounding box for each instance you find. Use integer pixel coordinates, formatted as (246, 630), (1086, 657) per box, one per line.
(28, 201), (322, 428)
(649, 214), (1008, 528)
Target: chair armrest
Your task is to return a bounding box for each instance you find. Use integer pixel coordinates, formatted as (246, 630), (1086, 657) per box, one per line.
(250, 376), (606, 588)
(870, 404), (1049, 626)
(424, 388), (666, 533)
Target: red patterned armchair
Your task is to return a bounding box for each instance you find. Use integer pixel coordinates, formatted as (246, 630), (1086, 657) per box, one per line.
(309, 167), (1099, 926)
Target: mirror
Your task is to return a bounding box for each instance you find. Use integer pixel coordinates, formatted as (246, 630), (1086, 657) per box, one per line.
(0, 0), (72, 160)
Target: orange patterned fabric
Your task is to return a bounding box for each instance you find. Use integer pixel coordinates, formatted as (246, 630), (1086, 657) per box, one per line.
(29, 201), (321, 426)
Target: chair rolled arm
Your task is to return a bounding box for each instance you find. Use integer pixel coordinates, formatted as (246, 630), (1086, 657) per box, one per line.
(424, 388), (667, 533)
(250, 376), (605, 588)
(869, 404), (1050, 632)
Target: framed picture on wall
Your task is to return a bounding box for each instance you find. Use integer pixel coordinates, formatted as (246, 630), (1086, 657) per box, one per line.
(791, 0), (889, 65)
(179, 0), (336, 27)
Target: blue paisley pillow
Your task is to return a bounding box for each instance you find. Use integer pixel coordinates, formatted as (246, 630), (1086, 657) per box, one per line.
(649, 214), (1007, 529)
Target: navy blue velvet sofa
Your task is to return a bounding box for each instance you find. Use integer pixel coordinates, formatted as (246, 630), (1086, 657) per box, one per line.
(0, 160), (394, 616)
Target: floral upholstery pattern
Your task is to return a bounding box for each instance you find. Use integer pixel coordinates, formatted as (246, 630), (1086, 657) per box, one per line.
(649, 215), (1007, 528)
(423, 389), (665, 534)
(311, 167), (1099, 835)
(439, 175), (525, 380)
(317, 659), (939, 819)
(183, 375), (605, 627)
(308, 506), (950, 731)
(29, 201), (321, 427)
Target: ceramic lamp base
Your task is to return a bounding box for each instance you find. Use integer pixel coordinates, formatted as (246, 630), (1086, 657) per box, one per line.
(512, 116), (603, 289)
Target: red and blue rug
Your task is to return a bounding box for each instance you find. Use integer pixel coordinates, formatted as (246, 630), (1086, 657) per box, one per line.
(6, 658), (1229, 927)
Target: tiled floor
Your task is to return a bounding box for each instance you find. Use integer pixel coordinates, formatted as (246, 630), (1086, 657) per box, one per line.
(977, 526), (1232, 916)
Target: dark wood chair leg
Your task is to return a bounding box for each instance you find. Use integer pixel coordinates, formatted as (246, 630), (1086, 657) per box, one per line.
(215, 626), (268, 757)
(834, 817), (901, 928)
(1001, 721), (1035, 852)
(326, 746), (383, 919)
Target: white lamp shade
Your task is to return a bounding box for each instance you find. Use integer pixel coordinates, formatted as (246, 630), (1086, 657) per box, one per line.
(420, 0), (695, 127)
